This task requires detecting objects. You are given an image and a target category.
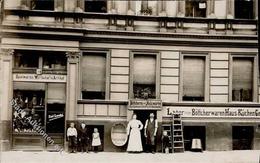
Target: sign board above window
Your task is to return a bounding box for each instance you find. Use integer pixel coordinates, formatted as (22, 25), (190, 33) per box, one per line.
(13, 73), (66, 83)
(128, 99), (162, 110)
(164, 107), (260, 118)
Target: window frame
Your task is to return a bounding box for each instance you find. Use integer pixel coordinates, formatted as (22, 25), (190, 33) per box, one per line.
(129, 51), (160, 99)
(185, 0), (208, 18)
(79, 50), (110, 100)
(229, 54), (258, 102)
(83, 0), (108, 13)
(179, 53), (210, 102)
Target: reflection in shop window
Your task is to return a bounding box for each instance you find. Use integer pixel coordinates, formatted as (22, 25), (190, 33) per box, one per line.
(232, 58), (253, 102)
(235, 0), (254, 19)
(81, 52), (107, 99)
(133, 55), (156, 99)
(84, 0), (107, 13)
(31, 0), (54, 10)
(183, 56), (205, 101)
(14, 51), (39, 68)
(43, 53), (66, 70)
(185, 0), (207, 18)
(13, 90), (45, 133)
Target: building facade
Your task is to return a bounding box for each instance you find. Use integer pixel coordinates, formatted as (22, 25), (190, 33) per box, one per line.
(0, 0), (259, 152)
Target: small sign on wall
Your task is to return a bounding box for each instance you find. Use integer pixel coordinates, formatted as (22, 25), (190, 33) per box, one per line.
(13, 73), (67, 83)
(128, 99), (162, 110)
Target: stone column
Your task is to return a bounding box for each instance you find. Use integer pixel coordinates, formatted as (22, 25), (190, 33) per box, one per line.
(66, 51), (80, 122)
(55, 0), (64, 11)
(158, 0), (166, 16)
(255, 0), (258, 19)
(177, 0), (185, 17)
(127, 0), (135, 15)
(0, 49), (13, 151)
(108, 0), (117, 14)
(226, 0), (234, 19)
(207, 0), (216, 18)
(75, 0), (84, 12)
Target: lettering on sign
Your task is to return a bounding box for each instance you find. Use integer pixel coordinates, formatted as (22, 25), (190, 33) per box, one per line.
(165, 107), (260, 118)
(48, 113), (64, 122)
(13, 73), (67, 83)
(128, 99), (162, 110)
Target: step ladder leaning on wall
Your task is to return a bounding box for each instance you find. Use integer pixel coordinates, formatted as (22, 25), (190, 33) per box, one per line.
(161, 114), (185, 153)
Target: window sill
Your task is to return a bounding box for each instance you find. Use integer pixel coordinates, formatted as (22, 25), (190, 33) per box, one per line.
(77, 99), (128, 105)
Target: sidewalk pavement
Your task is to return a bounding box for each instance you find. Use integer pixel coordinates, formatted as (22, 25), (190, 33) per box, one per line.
(1, 150), (260, 163)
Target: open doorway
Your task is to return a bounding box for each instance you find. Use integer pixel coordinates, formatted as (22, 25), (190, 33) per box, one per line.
(232, 126), (254, 150)
(184, 126), (206, 151)
(134, 110), (157, 152)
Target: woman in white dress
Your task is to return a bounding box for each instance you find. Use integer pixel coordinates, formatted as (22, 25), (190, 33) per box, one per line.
(126, 114), (143, 152)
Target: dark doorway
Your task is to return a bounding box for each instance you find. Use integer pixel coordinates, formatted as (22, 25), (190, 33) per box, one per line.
(134, 110), (157, 152)
(232, 126), (254, 150)
(184, 126), (206, 151)
(86, 125), (104, 151)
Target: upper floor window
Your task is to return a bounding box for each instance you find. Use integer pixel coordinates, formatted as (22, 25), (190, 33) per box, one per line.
(84, 0), (107, 13)
(232, 57), (253, 102)
(31, 0), (54, 11)
(235, 0), (254, 19)
(133, 54), (156, 99)
(14, 50), (39, 68)
(185, 0), (207, 18)
(81, 52), (107, 99)
(136, 1), (157, 16)
(183, 56), (205, 101)
(43, 52), (66, 70)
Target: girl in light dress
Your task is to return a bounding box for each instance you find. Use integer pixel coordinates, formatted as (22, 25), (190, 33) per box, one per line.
(92, 128), (101, 152)
(126, 114), (143, 152)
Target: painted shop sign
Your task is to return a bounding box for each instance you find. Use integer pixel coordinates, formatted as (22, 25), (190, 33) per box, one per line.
(13, 73), (67, 83)
(164, 107), (260, 118)
(128, 99), (162, 110)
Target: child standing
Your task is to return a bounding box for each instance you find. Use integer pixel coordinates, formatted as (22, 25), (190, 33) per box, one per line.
(92, 128), (101, 152)
(162, 131), (170, 153)
(67, 122), (77, 153)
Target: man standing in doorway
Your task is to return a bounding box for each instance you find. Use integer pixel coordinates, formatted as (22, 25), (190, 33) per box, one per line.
(144, 113), (158, 154)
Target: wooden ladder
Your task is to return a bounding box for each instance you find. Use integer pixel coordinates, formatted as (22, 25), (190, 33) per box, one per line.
(172, 114), (185, 153)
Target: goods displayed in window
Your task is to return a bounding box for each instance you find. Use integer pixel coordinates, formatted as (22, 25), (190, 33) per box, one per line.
(12, 90), (45, 133)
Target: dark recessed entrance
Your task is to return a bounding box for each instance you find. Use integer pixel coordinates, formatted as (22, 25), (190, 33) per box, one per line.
(134, 110), (157, 152)
(232, 126), (254, 150)
(184, 126), (206, 151)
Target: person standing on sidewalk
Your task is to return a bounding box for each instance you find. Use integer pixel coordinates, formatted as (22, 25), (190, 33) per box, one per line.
(67, 122), (77, 153)
(92, 128), (101, 152)
(144, 113), (158, 154)
(78, 123), (89, 153)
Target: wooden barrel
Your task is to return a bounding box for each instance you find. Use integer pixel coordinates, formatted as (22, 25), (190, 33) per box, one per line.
(111, 123), (127, 146)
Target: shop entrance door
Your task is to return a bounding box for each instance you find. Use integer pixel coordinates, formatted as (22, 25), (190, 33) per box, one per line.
(46, 103), (65, 151)
(232, 126), (254, 150)
(134, 110), (157, 152)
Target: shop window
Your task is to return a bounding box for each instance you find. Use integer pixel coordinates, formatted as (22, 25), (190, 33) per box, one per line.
(31, 0), (54, 10)
(84, 0), (107, 13)
(133, 55), (156, 99)
(81, 52), (107, 99)
(14, 51), (39, 68)
(232, 58), (253, 102)
(183, 56), (205, 101)
(13, 90), (45, 133)
(184, 126), (206, 151)
(185, 0), (207, 18)
(43, 53), (66, 70)
(232, 126), (254, 150)
(235, 0), (254, 19)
